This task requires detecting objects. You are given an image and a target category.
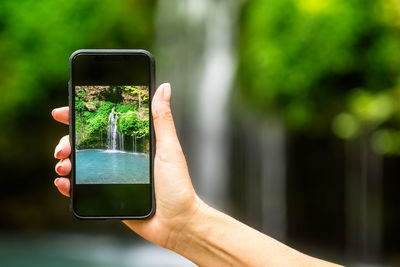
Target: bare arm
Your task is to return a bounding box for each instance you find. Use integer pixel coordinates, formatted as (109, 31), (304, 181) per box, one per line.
(167, 201), (341, 266)
(52, 83), (343, 267)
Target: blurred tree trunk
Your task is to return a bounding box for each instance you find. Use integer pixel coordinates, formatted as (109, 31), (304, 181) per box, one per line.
(345, 135), (383, 263)
(260, 115), (287, 242)
(232, 112), (287, 242)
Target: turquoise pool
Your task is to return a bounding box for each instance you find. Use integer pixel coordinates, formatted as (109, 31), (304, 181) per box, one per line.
(76, 149), (149, 184)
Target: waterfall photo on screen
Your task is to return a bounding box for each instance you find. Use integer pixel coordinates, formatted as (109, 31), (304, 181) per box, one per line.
(75, 85), (150, 184)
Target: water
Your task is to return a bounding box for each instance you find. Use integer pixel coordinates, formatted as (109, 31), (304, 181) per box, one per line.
(107, 108), (124, 151)
(0, 233), (195, 267)
(76, 149), (149, 184)
(153, 0), (287, 241)
(194, 0), (239, 210)
(120, 133), (124, 151)
(154, 0), (241, 211)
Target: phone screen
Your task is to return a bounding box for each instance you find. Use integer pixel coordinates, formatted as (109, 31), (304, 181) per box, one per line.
(69, 50), (154, 218)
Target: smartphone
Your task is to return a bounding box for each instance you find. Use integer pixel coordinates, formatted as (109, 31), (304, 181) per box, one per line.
(68, 49), (155, 219)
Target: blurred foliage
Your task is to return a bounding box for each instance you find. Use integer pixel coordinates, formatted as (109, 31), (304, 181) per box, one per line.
(0, 0), (156, 232)
(239, 0), (400, 154)
(0, 0), (156, 154)
(332, 85), (400, 153)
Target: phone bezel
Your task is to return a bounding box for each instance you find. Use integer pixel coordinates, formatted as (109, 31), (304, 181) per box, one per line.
(68, 49), (156, 220)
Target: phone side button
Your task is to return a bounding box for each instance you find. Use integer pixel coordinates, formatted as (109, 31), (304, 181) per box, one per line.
(68, 81), (71, 103)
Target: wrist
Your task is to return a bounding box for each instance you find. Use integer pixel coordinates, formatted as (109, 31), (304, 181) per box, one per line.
(164, 198), (246, 266)
(164, 195), (210, 251)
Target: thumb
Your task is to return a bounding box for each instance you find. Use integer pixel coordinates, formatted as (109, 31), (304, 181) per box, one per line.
(152, 83), (179, 146)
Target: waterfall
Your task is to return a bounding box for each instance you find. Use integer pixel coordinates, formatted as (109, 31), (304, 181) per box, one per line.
(107, 108), (123, 151)
(120, 133), (124, 151)
(194, 0), (238, 210)
(133, 135), (136, 153)
(154, 0), (287, 241)
(154, 0), (241, 211)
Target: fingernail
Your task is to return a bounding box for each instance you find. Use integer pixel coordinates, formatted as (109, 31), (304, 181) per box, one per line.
(163, 83), (171, 101)
(56, 163), (63, 174)
(54, 178), (59, 187)
(54, 144), (61, 158)
(55, 159), (64, 173)
(52, 108), (62, 116)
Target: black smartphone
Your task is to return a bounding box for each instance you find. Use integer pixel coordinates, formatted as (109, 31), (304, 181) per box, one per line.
(68, 49), (155, 219)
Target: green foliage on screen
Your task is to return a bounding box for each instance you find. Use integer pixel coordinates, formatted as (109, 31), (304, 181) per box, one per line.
(116, 104), (150, 138)
(75, 86), (149, 149)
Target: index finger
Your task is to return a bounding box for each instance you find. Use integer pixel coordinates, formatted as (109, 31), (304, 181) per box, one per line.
(52, 107), (69, 125)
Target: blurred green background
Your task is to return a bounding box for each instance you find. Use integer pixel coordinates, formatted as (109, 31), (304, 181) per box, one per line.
(0, 0), (399, 266)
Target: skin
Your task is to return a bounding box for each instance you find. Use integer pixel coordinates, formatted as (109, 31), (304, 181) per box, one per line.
(52, 83), (343, 266)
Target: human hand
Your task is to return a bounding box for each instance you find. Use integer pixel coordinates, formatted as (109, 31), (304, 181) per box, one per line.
(52, 83), (343, 266)
(52, 83), (205, 249)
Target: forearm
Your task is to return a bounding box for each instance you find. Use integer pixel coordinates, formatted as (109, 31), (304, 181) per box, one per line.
(167, 200), (343, 267)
